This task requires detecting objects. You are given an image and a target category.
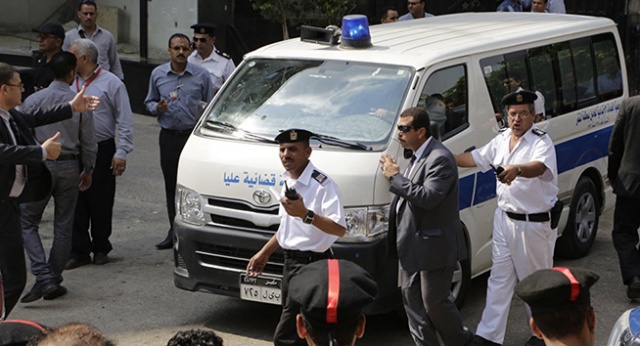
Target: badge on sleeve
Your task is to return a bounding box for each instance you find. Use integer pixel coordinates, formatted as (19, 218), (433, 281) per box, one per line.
(312, 170), (327, 184)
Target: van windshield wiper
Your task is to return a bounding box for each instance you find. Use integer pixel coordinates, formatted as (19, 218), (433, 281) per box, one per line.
(205, 120), (275, 143)
(313, 133), (371, 151)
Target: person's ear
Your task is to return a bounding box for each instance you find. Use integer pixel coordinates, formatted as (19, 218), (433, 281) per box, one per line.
(587, 306), (596, 332)
(296, 314), (309, 339)
(529, 317), (545, 339)
(355, 315), (366, 338)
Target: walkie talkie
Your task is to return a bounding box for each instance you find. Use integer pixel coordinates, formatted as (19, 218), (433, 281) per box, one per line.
(490, 164), (504, 175)
(284, 181), (298, 200)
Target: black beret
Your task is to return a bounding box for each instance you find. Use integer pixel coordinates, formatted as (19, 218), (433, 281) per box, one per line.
(275, 129), (314, 143)
(0, 320), (47, 345)
(501, 89), (538, 107)
(190, 23), (217, 36)
(33, 22), (65, 39)
(289, 259), (377, 327)
(515, 267), (599, 315)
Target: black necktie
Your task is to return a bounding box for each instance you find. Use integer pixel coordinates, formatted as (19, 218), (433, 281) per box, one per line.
(404, 155), (417, 177)
(8, 117), (23, 145)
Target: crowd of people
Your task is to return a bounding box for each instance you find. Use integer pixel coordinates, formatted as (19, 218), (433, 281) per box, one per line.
(0, 1), (636, 345)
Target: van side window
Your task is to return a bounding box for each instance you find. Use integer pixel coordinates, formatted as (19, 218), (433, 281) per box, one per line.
(481, 32), (621, 123)
(419, 64), (468, 140)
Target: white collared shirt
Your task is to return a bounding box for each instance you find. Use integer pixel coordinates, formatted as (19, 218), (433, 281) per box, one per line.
(276, 161), (346, 252)
(0, 109), (26, 197)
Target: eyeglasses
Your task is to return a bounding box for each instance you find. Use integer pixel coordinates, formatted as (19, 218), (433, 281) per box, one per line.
(397, 125), (417, 133)
(192, 37), (208, 43)
(171, 46), (191, 52)
(4, 83), (24, 90)
(37, 34), (58, 40)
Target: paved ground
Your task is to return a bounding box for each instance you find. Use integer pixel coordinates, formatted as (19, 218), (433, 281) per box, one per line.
(7, 114), (637, 345)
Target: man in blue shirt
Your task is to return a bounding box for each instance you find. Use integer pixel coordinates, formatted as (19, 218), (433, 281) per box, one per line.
(497, 0), (523, 12)
(398, 0), (434, 21)
(145, 33), (214, 250)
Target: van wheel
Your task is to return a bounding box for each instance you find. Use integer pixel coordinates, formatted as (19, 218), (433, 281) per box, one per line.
(450, 258), (471, 308)
(555, 177), (600, 259)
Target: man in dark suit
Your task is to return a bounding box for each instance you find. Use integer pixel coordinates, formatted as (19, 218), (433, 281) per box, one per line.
(380, 107), (471, 345)
(608, 95), (640, 299)
(0, 62), (98, 317)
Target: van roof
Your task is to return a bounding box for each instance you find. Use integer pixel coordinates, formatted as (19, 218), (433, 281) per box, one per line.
(247, 13), (616, 69)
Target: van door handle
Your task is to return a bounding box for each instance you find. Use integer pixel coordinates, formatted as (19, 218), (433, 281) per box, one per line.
(464, 146), (476, 153)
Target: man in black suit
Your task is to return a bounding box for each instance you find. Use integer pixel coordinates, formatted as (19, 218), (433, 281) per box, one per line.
(380, 107), (471, 345)
(0, 62), (98, 317)
(609, 95), (640, 299)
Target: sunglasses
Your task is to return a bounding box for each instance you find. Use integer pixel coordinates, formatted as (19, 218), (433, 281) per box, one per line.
(192, 37), (208, 43)
(397, 125), (417, 133)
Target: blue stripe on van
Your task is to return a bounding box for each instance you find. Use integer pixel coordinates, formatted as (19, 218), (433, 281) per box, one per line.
(460, 125), (612, 210)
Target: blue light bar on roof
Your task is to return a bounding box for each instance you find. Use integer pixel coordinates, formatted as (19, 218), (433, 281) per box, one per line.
(340, 15), (372, 49)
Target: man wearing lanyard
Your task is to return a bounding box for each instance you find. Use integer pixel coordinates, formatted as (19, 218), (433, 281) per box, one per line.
(145, 33), (214, 250)
(456, 90), (558, 346)
(247, 129), (346, 346)
(65, 38), (133, 269)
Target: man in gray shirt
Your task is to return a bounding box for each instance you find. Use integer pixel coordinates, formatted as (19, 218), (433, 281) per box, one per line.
(66, 39), (133, 269)
(19, 51), (97, 303)
(63, 0), (124, 80)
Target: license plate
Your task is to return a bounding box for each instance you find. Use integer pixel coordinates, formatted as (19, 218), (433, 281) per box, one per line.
(240, 274), (282, 305)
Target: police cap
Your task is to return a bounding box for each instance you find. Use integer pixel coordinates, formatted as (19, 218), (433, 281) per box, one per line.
(274, 129), (315, 144)
(515, 267), (599, 315)
(289, 259), (378, 327)
(501, 89), (538, 107)
(190, 23), (217, 36)
(33, 22), (65, 39)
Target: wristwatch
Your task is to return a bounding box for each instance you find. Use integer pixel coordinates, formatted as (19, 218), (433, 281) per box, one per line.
(303, 210), (315, 224)
(517, 166), (522, 176)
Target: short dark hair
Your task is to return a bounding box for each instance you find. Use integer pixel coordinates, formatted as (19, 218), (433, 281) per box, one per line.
(380, 6), (397, 21)
(532, 305), (592, 340)
(78, 0), (97, 11)
(167, 329), (223, 346)
(168, 33), (191, 48)
(303, 315), (360, 346)
(400, 107), (432, 137)
(0, 62), (18, 86)
(50, 52), (77, 79)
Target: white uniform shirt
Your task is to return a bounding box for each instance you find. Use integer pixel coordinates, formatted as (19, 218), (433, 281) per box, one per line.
(471, 127), (558, 214)
(188, 47), (235, 93)
(276, 161), (346, 252)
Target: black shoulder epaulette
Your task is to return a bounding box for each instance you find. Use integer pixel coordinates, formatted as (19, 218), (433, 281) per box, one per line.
(311, 170), (327, 184)
(215, 49), (231, 60)
(532, 128), (546, 136)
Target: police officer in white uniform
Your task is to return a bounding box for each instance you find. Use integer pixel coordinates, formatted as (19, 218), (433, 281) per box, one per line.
(246, 129), (347, 346)
(188, 23), (235, 94)
(456, 90), (558, 346)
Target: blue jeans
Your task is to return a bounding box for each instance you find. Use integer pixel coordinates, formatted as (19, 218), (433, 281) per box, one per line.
(20, 159), (79, 284)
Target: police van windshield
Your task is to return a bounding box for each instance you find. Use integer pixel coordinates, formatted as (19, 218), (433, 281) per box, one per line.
(199, 58), (413, 149)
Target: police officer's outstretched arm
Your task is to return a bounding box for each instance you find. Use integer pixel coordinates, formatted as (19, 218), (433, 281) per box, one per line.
(247, 234), (279, 277)
(282, 194), (346, 237)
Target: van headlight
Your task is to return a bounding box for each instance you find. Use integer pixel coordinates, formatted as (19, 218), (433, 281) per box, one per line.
(176, 185), (205, 226)
(607, 307), (640, 346)
(339, 206), (389, 242)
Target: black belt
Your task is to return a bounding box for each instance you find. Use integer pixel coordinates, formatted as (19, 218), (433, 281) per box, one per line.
(284, 249), (331, 262)
(161, 128), (192, 136)
(506, 211), (550, 222)
(48, 153), (78, 161)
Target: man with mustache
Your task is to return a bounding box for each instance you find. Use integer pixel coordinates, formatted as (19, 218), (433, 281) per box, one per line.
(189, 23), (235, 95)
(145, 33), (213, 250)
(63, 0), (124, 80)
(247, 129), (347, 346)
(456, 90), (558, 346)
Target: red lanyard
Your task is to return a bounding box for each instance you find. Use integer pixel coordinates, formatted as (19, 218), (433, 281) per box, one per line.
(76, 67), (102, 92)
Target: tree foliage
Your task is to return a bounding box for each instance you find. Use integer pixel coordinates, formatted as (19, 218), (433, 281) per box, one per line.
(250, 0), (355, 40)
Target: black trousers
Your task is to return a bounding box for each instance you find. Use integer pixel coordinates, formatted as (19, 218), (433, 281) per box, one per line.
(159, 129), (190, 234)
(274, 251), (330, 346)
(613, 195), (640, 284)
(71, 139), (116, 259)
(0, 199), (26, 317)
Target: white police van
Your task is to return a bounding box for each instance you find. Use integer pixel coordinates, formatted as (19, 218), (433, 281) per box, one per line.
(173, 13), (624, 311)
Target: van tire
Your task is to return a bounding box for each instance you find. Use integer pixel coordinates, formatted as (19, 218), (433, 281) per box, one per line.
(451, 258), (471, 308)
(555, 177), (600, 259)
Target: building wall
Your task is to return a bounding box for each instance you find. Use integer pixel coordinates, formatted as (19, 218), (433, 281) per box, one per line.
(0, 0), (68, 30)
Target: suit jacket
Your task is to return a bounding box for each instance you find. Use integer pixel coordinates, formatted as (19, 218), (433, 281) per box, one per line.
(609, 96), (640, 198)
(0, 104), (72, 202)
(387, 138), (467, 273)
